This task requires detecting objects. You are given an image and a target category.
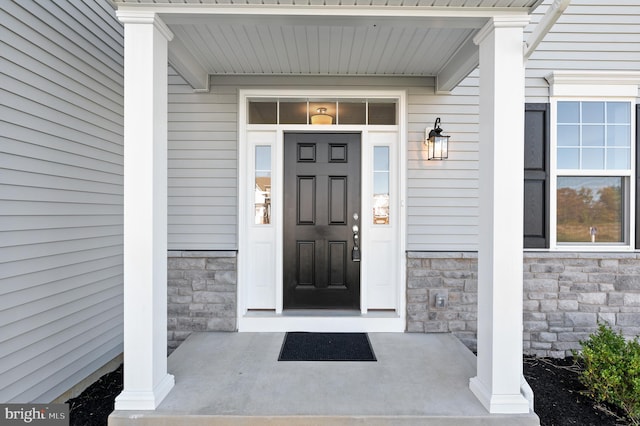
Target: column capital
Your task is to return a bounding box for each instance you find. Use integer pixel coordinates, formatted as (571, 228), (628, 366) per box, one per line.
(116, 10), (174, 41)
(473, 15), (530, 46)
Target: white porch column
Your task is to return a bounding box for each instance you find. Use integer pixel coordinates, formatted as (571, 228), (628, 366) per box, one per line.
(469, 16), (531, 414)
(114, 11), (174, 410)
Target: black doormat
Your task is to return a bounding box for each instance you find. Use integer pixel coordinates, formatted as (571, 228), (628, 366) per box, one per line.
(278, 332), (376, 361)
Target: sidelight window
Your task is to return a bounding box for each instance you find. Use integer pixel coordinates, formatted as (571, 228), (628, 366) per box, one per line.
(373, 146), (390, 224)
(254, 146), (272, 225)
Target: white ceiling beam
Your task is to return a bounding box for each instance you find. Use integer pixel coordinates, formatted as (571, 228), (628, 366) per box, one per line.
(210, 75), (435, 87)
(168, 36), (210, 92)
(435, 35), (478, 94)
(162, 14), (486, 29)
(118, 4), (533, 19)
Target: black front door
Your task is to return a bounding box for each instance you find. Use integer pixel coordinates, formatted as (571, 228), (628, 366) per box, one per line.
(283, 133), (361, 309)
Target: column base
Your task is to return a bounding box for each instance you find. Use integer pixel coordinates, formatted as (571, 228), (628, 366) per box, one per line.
(114, 373), (175, 410)
(469, 376), (531, 414)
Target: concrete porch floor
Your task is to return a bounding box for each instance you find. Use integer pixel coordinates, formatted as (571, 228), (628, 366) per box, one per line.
(109, 332), (540, 425)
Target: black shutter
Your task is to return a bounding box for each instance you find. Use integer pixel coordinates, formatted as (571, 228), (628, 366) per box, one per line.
(636, 104), (640, 249)
(524, 103), (550, 248)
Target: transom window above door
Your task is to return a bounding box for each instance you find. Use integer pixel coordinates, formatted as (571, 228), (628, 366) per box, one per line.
(248, 98), (397, 125)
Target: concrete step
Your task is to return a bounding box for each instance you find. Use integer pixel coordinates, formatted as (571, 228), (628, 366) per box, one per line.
(110, 413), (540, 425)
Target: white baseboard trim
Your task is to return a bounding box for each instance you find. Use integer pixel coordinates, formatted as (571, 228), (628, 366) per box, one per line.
(238, 311), (404, 332)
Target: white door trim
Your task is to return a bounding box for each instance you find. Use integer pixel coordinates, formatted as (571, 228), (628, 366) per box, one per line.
(237, 89), (407, 332)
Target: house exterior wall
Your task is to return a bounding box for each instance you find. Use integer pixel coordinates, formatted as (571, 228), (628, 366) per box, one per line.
(168, 69), (238, 250)
(407, 251), (640, 358)
(161, 0), (640, 357)
(167, 75), (481, 252)
(167, 2), (640, 252)
(2, 0), (634, 410)
(167, 250), (640, 357)
(0, 1), (124, 402)
(407, 77), (480, 251)
(525, 1), (640, 103)
(167, 251), (236, 353)
(164, 0), (640, 355)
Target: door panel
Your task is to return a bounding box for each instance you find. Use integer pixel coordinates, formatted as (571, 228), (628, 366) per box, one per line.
(329, 177), (347, 224)
(297, 241), (315, 286)
(284, 133), (361, 309)
(297, 177), (315, 224)
(328, 241), (347, 286)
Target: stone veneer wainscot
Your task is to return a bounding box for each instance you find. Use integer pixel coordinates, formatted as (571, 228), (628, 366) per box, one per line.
(407, 251), (640, 357)
(167, 250), (640, 357)
(167, 251), (237, 353)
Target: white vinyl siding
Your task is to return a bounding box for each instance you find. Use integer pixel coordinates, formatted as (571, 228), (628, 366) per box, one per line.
(168, 69), (238, 250)
(0, 0), (124, 402)
(525, 0), (640, 103)
(407, 75), (480, 251)
(166, 77), (480, 252)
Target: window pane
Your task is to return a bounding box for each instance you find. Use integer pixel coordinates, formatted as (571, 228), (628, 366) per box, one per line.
(556, 101), (631, 172)
(557, 125), (579, 146)
(338, 101), (366, 124)
(279, 101), (307, 124)
(582, 102), (605, 123)
(607, 125), (630, 147)
(582, 125), (604, 147)
(374, 173), (389, 195)
(373, 146), (390, 224)
(582, 148), (605, 169)
(607, 102), (630, 124)
(557, 176), (624, 243)
(607, 148), (631, 170)
(558, 102), (579, 123)
(558, 148), (579, 169)
(255, 146), (271, 225)
(249, 101), (277, 124)
(368, 102), (396, 125)
(374, 147), (389, 170)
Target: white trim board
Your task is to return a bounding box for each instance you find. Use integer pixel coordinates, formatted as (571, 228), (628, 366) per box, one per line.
(240, 311), (404, 333)
(237, 89), (407, 333)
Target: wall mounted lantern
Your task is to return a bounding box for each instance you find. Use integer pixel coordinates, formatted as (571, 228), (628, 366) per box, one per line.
(310, 107), (333, 125)
(425, 117), (449, 160)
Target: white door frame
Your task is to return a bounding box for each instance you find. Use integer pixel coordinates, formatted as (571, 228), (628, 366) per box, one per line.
(237, 89), (406, 332)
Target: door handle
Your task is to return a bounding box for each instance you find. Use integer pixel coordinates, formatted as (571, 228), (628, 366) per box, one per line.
(352, 224), (360, 262)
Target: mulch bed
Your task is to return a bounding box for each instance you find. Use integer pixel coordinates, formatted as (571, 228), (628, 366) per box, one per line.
(67, 358), (631, 425)
(523, 356), (630, 425)
(67, 364), (122, 426)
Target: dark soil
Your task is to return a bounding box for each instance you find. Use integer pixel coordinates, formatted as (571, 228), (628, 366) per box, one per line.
(523, 356), (630, 425)
(67, 364), (122, 426)
(67, 358), (631, 426)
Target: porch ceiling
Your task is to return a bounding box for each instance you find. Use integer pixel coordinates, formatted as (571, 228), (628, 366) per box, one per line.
(167, 15), (480, 75)
(117, 1), (543, 92)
